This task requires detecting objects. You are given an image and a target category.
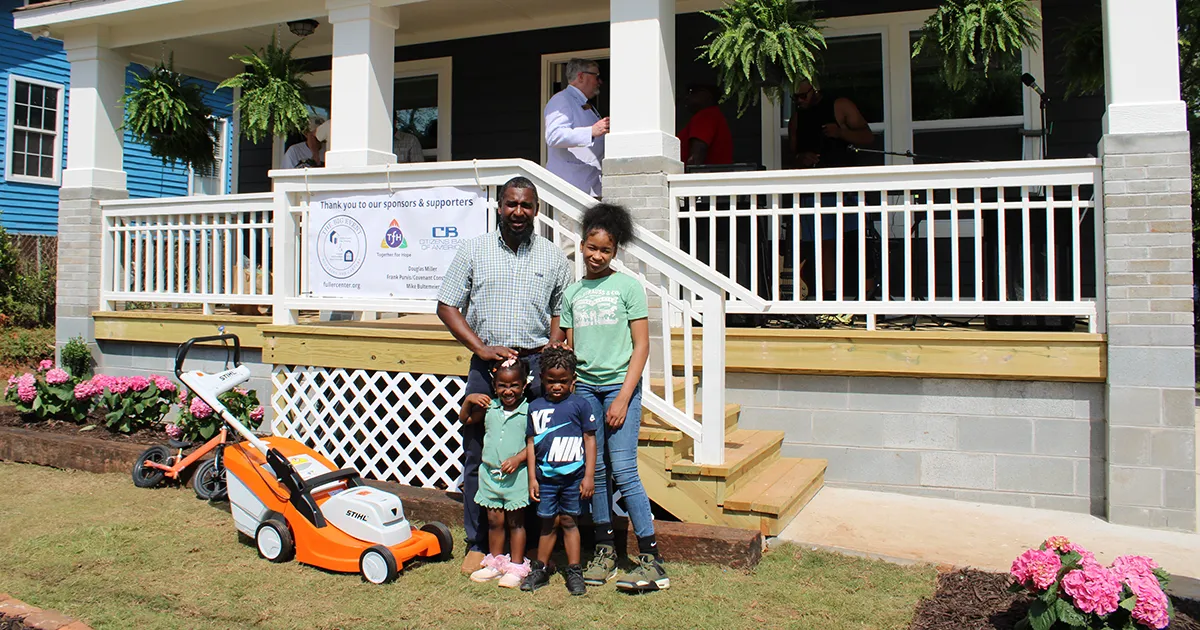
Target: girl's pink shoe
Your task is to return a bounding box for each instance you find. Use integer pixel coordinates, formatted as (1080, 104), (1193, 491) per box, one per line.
(498, 558), (531, 589)
(470, 553), (509, 582)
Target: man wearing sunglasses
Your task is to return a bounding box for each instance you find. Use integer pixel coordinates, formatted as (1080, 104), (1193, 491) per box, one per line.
(545, 58), (610, 197)
(787, 79), (873, 169)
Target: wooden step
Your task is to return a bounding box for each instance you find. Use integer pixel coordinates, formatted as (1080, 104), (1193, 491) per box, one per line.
(723, 457), (826, 517)
(639, 403), (741, 444)
(648, 376), (697, 400)
(669, 428), (783, 480)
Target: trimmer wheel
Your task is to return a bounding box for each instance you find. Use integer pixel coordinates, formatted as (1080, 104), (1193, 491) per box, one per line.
(192, 458), (227, 501)
(420, 522), (454, 562)
(255, 516), (295, 563)
(360, 545), (399, 584)
(132, 445), (170, 488)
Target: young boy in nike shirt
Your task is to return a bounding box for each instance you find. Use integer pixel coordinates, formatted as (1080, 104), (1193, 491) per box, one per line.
(520, 346), (597, 595)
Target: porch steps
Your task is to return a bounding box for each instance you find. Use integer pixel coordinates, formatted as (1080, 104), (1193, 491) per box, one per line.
(635, 384), (825, 536)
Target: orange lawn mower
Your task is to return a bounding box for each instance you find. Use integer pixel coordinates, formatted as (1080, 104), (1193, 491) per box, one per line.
(132, 425), (232, 501)
(174, 334), (454, 584)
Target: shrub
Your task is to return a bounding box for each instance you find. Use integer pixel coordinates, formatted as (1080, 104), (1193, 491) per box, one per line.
(4, 367), (93, 423)
(92, 374), (176, 433)
(174, 386), (262, 442)
(60, 336), (93, 378)
(0, 328), (54, 366)
(1010, 536), (1173, 630)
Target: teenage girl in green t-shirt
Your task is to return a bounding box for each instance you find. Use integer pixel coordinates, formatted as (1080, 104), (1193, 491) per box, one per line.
(554, 203), (669, 592)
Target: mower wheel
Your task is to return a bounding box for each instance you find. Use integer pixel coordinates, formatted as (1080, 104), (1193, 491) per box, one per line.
(132, 445), (170, 488)
(192, 458), (227, 501)
(360, 545), (399, 585)
(255, 517), (295, 563)
(420, 522), (454, 562)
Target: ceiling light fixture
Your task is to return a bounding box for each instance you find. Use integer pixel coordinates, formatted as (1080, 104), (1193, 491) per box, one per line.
(287, 19), (319, 38)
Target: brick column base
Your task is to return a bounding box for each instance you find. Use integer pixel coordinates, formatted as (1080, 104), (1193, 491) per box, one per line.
(1100, 131), (1197, 531)
(56, 186), (127, 358)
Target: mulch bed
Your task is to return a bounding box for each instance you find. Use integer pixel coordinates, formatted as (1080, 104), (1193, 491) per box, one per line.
(910, 569), (1200, 630)
(0, 405), (165, 445)
(0, 614), (33, 630)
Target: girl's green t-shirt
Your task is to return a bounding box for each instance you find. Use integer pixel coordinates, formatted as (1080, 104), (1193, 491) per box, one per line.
(561, 272), (648, 386)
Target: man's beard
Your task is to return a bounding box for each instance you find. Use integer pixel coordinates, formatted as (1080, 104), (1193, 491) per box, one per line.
(500, 218), (534, 242)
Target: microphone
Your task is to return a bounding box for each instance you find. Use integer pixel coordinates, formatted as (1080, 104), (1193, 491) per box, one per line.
(1021, 72), (1048, 99)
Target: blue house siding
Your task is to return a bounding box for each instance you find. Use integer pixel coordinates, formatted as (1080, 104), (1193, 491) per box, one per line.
(0, 0), (70, 235)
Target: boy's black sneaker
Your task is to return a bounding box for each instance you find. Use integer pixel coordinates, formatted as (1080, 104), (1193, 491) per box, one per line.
(520, 560), (551, 592)
(564, 564), (587, 596)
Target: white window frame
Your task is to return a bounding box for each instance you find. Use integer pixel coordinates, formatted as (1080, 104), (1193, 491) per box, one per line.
(5, 74), (64, 186)
(188, 117), (230, 196)
(539, 48), (609, 166)
(298, 56), (453, 165)
(761, 6), (1045, 168)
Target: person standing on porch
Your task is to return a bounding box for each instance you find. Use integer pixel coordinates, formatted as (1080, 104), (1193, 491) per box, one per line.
(677, 84), (733, 167)
(436, 176), (573, 575)
(544, 58), (609, 197)
(281, 115), (326, 169)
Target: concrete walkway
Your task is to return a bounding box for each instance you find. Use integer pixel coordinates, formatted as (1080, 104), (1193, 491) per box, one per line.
(778, 487), (1200, 599)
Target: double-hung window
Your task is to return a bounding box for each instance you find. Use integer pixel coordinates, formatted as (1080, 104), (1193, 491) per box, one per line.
(5, 76), (64, 185)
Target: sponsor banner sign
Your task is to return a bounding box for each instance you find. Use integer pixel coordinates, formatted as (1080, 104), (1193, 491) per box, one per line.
(307, 187), (487, 299)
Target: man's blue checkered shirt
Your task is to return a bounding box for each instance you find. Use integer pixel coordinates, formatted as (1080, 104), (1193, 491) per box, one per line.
(437, 230), (573, 350)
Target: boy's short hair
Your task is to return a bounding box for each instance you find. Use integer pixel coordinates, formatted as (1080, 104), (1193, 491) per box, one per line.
(540, 346), (577, 377)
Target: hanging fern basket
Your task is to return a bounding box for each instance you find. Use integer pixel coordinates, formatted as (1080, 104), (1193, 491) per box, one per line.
(912, 0), (1042, 92)
(218, 33), (312, 144)
(121, 55), (217, 173)
(699, 0), (826, 117)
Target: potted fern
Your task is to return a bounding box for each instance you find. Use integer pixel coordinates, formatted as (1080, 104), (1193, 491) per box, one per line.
(121, 55), (217, 172)
(913, 0), (1041, 91)
(699, 0), (825, 116)
(218, 34), (312, 143)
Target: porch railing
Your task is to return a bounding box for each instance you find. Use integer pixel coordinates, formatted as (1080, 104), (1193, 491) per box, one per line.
(99, 193), (276, 313)
(669, 158), (1105, 332)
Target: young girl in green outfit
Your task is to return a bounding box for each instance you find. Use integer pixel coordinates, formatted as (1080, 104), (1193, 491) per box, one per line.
(460, 358), (532, 588)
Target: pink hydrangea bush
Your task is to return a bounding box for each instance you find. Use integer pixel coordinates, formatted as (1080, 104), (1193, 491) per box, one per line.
(1009, 537), (1173, 630)
(93, 374), (175, 433)
(3, 368), (92, 423)
(176, 386), (261, 442)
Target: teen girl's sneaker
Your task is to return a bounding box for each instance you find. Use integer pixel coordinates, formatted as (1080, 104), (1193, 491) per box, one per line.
(520, 560), (551, 592)
(564, 564), (587, 596)
(470, 553), (508, 583)
(583, 544), (618, 585)
(498, 558), (531, 589)
(615, 554), (670, 592)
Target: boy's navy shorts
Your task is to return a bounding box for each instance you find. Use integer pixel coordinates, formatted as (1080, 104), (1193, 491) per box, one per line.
(536, 473), (583, 518)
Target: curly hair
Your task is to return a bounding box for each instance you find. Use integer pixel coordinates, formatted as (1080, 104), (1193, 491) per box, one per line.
(580, 203), (634, 248)
(491, 357), (529, 383)
(539, 346), (577, 377)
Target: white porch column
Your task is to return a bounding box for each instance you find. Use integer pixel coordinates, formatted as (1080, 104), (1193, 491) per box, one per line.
(1100, 0), (1196, 531)
(605, 0), (679, 164)
(56, 25), (128, 358)
(324, 0), (398, 167)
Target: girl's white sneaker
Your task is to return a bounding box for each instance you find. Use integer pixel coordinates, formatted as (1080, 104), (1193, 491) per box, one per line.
(498, 558), (531, 589)
(469, 553), (508, 582)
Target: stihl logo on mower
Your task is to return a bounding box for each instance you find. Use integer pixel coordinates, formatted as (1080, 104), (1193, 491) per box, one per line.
(218, 371), (236, 381)
(346, 509), (369, 523)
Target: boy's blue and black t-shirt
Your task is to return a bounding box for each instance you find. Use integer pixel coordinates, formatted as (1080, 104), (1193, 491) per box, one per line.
(526, 394), (597, 479)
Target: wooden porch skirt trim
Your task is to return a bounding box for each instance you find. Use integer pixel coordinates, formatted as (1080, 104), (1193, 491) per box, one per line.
(673, 329), (1106, 382)
(91, 311), (1105, 382)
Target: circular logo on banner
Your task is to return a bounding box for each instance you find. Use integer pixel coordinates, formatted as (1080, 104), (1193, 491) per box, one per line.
(316, 215), (367, 279)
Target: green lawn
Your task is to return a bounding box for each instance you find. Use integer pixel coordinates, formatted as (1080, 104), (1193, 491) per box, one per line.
(0, 462), (937, 629)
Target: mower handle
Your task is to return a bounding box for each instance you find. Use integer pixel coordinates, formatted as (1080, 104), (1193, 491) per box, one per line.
(174, 334), (241, 379)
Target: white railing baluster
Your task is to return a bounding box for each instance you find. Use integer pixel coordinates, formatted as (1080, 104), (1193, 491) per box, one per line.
(974, 189), (983, 302)
(998, 190), (1008, 303)
(771, 194), (780, 303)
(950, 188), (960, 302)
(926, 191), (935, 303)
(1022, 187), (1033, 303)
(1047, 190), (1057, 304)
(1072, 186), (1083, 304)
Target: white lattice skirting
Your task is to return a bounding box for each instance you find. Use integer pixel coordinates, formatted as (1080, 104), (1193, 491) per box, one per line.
(271, 366), (466, 491)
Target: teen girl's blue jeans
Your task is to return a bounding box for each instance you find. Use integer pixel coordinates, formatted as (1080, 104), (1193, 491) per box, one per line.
(576, 381), (655, 539)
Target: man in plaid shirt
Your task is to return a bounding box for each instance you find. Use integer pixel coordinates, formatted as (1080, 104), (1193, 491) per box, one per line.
(437, 176), (573, 574)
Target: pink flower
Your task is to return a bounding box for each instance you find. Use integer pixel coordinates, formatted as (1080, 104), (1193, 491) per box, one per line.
(128, 376), (150, 392)
(178, 389), (190, 404)
(234, 387), (248, 396)
(16, 373), (36, 403)
(150, 375), (176, 393)
(1061, 564), (1122, 616)
(1063, 542), (1099, 568)
(189, 396), (212, 419)
(1011, 548), (1062, 591)
(90, 374), (112, 392)
(108, 377), (131, 395)
(38, 359), (53, 372)
(1111, 555), (1160, 582)
(1126, 573), (1171, 629)
(249, 406), (264, 422)
(1043, 536), (1072, 552)
(73, 380), (99, 400)
(164, 423), (184, 440)
(45, 368), (70, 385)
